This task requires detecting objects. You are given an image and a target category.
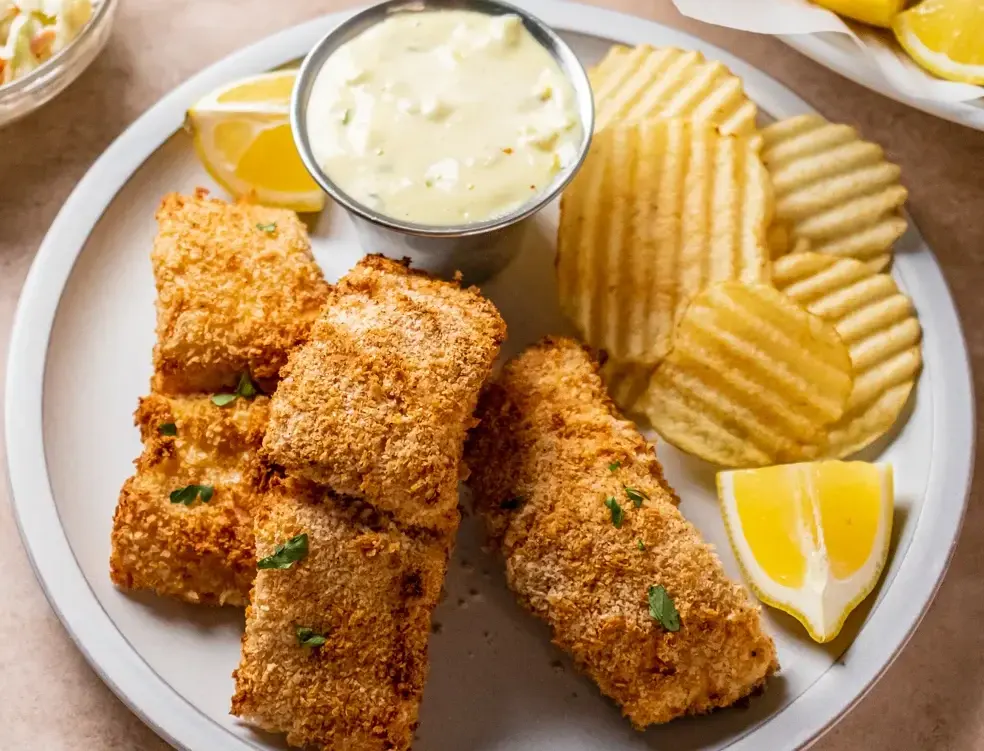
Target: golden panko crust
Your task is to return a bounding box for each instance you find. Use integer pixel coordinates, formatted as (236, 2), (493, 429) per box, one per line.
(262, 254), (506, 532)
(231, 474), (452, 751)
(110, 393), (270, 606)
(464, 337), (778, 728)
(151, 190), (329, 395)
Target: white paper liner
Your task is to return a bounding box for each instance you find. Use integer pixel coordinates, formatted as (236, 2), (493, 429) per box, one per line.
(672, 0), (983, 103)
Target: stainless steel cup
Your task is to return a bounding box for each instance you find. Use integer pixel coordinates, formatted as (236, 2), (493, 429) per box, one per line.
(290, 0), (594, 284)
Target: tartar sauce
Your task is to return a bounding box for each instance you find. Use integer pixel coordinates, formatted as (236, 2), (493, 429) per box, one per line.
(305, 10), (583, 226)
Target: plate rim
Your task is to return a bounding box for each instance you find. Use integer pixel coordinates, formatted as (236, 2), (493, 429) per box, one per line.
(780, 33), (984, 132)
(5, 2), (976, 750)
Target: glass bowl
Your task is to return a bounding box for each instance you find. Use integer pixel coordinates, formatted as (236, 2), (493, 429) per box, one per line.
(0, 0), (118, 127)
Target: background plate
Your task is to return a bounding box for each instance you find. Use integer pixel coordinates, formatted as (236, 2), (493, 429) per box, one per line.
(5, 2), (975, 751)
(781, 33), (984, 132)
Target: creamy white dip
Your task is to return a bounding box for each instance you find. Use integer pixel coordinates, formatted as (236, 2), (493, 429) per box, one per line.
(305, 10), (583, 226)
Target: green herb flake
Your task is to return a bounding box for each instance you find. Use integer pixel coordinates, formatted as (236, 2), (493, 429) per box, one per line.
(637, 539), (645, 551)
(500, 496), (524, 511)
(604, 496), (624, 528)
(158, 422), (177, 436)
(236, 371), (258, 399)
(341, 109), (351, 125)
(647, 585), (680, 632)
(296, 625), (327, 648)
(256, 222), (277, 233)
(624, 486), (649, 508)
(169, 484), (214, 506)
(211, 373), (260, 407)
(258, 534), (310, 570)
(608, 461), (621, 473)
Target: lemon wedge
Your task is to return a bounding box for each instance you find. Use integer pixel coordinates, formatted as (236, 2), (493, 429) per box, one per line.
(717, 461), (893, 643)
(812, 0), (906, 28)
(894, 0), (984, 85)
(186, 70), (325, 212)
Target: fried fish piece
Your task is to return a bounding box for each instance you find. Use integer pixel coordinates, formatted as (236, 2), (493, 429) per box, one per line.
(151, 189), (329, 395)
(262, 255), (506, 532)
(464, 337), (777, 727)
(110, 393), (269, 606)
(231, 474), (451, 751)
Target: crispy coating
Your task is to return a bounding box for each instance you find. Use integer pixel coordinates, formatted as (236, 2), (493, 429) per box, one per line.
(110, 393), (270, 606)
(464, 337), (777, 727)
(231, 475), (452, 751)
(151, 190), (329, 395)
(262, 255), (506, 532)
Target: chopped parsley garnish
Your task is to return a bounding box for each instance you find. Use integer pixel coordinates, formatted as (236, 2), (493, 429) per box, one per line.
(258, 534), (309, 570)
(341, 109), (351, 125)
(500, 496), (524, 510)
(158, 422), (177, 436)
(608, 461), (621, 472)
(624, 486), (649, 508)
(169, 484), (214, 505)
(648, 585), (680, 632)
(256, 222), (277, 233)
(637, 539), (646, 551)
(604, 496), (624, 528)
(211, 372), (260, 407)
(296, 625), (327, 648)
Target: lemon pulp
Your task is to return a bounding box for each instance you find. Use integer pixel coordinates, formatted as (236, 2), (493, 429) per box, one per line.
(894, 0), (984, 84)
(186, 71), (324, 212)
(720, 461), (893, 643)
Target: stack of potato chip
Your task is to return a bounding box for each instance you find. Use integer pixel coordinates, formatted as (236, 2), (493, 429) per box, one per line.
(557, 45), (921, 467)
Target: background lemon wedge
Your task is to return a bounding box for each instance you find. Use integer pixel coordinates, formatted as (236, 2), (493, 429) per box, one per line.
(185, 70), (325, 212)
(718, 461), (893, 643)
(812, 0), (906, 28)
(894, 0), (984, 84)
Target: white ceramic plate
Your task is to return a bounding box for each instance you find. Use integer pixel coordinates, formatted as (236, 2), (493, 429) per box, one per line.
(6, 2), (975, 750)
(780, 33), (984, 132)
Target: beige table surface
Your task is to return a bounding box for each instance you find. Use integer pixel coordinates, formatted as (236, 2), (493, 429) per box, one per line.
(1, 0), (983, 749)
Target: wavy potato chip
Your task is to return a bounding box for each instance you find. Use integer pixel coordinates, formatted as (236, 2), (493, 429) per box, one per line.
(773, 252), (922, 457)
(590, 44), (759, 137)
(600, 359), (654, 417)
(761, 114), (907, 273)
(637, 282), (853, 467)
(557, 119), (772, 366)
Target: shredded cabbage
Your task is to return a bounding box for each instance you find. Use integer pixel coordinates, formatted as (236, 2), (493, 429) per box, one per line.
(0, 0), (93, 85)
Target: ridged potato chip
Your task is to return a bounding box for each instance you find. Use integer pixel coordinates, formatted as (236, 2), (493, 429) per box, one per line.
(773, 252), (922, 457)
(761, 114), (907, 273)
(637, 282), (853, 467)
(590, 45), (759, 137)
(600, 359), (653, 417)
(557, 119), (772, 366)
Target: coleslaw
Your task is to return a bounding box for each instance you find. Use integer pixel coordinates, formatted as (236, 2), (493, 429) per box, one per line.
(0, 0), (94, 86)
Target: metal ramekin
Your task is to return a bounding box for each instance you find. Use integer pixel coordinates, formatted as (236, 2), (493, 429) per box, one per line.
(290, 0), (594, 284)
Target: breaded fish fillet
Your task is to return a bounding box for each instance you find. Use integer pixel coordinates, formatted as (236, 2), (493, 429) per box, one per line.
(262, 255), (506, 532)
(110, 393), (270, 606)
(151, 190), (329, 395)
(464, 337), (777, 727)
(232, 474), (451, 751)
